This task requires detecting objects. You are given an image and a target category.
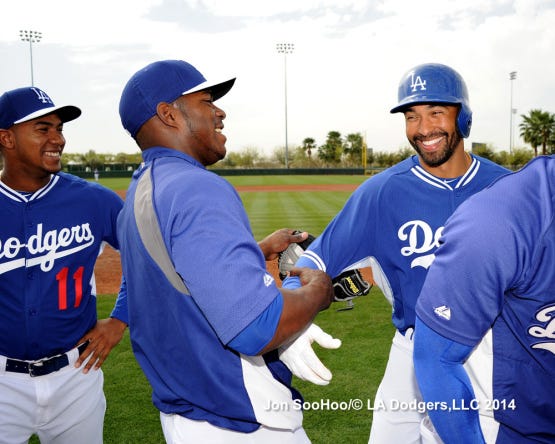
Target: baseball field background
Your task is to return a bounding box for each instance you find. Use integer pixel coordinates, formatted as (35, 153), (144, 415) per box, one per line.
(35, 175), (395, 444)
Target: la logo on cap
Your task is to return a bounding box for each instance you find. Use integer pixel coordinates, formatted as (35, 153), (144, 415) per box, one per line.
(31, 87), (54, 105)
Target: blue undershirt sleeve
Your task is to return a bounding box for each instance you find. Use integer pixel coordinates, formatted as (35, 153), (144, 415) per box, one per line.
(281, 253), (321, 290)
(110, 276), (129, 325)
(228, 293), (283, 355)
(413, 317), (486, 444)
(281, 275), (301, 289)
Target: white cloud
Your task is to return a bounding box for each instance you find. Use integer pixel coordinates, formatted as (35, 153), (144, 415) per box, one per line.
(1, 0), (554, 156)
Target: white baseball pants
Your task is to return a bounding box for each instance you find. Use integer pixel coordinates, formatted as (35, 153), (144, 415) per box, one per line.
(160, 412), (311, 443)
(0, 350), (105, 444)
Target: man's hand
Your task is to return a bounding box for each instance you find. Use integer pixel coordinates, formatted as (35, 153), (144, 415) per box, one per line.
(75, 317), (127, 373)
(279, 323), (342, 385)
(258, 229), (308, 261)
(258, 268), (333, 354)
(289, 267), (334, 310)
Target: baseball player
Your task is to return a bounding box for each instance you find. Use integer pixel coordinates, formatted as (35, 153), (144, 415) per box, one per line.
(414, 155), (555, 443)
(116, 59), (336, 443)
(0, 87), (128, 443)
(281, 63), (511, 443)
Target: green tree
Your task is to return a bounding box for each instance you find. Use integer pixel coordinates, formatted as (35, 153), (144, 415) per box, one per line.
(510, 148), (534, 169)
(549, 128), (555, 154)
(317, 131), (343, 164)
(519, 109), (555, 156)
(79, 150), (105, 171)
(272, 146), (287, 167)
(301, 137), (316, 159)
(343, 133), (365, 165)
(393, 147), (413, 164)
(218, 147), (262, 168)
(472, 143), (496, 161)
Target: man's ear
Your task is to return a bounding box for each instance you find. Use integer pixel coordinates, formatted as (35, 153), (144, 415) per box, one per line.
(0, 129), (15, 150)
(155, 102), (180, 130)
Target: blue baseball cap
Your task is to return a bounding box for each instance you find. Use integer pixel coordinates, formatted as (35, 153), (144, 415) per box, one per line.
(0, 87), (81, 129)
(119, 59), (235, 138)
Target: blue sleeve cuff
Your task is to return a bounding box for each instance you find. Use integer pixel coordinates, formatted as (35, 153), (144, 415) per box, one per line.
(281, 275), (301, 289)
(228, 293), (283, 355)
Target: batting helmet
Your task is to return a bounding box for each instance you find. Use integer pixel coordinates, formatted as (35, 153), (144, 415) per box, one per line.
(390, 63), (472, 138)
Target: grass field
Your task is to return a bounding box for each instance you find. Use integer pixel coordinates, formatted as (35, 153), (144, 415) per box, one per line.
(82, 174), (393, 443)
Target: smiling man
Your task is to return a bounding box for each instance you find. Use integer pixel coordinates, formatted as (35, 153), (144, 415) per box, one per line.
(0, 87), (128, 443)
(280, 63), (511, 443)
(116, 60), (335, 443)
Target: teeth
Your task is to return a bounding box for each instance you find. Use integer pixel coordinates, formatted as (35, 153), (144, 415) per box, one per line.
(215, 128), (222, 133)
(422, 137), (442, 146)
(44, 152), (61, 157)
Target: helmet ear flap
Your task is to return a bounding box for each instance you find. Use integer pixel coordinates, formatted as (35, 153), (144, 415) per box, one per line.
(457, 104), (472, 138)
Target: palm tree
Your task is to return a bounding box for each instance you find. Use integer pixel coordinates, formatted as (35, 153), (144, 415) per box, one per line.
(301, 137), (316, 159)
(317, 131), (343, 164)
(519, 109), (555, 156)
(343, 133), (364, 164)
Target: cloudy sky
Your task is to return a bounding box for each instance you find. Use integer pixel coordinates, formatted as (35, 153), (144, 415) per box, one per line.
(1, 0), (554, 157)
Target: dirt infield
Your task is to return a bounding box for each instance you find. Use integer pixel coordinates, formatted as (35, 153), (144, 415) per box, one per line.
(94, 183), (364, 295)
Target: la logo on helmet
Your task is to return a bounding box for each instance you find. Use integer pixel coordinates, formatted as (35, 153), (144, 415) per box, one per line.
(409, 72), (427, 92)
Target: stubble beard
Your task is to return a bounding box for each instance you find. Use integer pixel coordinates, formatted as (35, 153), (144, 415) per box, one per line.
(410, 131), (462, 168)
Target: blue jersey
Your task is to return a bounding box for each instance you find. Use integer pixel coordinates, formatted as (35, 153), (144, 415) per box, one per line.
(417, 156), (555, 441)
(0, 172), (127, 360)
(117, 148), (303, 433)
(288, 154), (508, 332)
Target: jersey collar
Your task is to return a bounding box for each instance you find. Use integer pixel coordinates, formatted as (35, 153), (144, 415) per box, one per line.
(0, 174), (59, 203)
(410, 155), (480, 190)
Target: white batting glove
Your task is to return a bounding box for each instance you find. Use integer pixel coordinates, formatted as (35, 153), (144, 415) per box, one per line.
(278, 323), (342, 385)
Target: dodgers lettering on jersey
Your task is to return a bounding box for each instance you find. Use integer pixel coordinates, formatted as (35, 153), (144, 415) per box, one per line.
(293, 155), (509, 332)
(0, 222), (94, 274)
(398, 220), (443, 270)
(0, 173), (125, 360)
(417, 156), (555, 440)
(529, 305), (555, 355)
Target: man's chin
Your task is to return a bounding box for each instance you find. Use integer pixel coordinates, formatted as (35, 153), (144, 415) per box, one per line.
(44, 163), (63, 174)
(414, 147), (451, 167)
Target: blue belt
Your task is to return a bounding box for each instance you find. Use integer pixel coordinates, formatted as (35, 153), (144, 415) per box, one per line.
(5, 342), (89, 377)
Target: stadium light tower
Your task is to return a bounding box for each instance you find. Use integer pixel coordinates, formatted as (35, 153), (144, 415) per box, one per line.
(20, 30), (42, 86)
(509, 71), (517, 154)
(276, 43), (294, 169)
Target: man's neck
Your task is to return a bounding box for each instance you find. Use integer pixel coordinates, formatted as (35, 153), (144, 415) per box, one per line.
(419, 147), (471, 179)
(0, 168), (53, 193)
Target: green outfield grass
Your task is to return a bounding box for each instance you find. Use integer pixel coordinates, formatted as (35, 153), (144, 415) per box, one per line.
(86, 174), (392, 444)
(94, 174), (367, 193)
(95, 175), (366, 238)
(240, 189), (356, 239)
(224, 174), (368, 186)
